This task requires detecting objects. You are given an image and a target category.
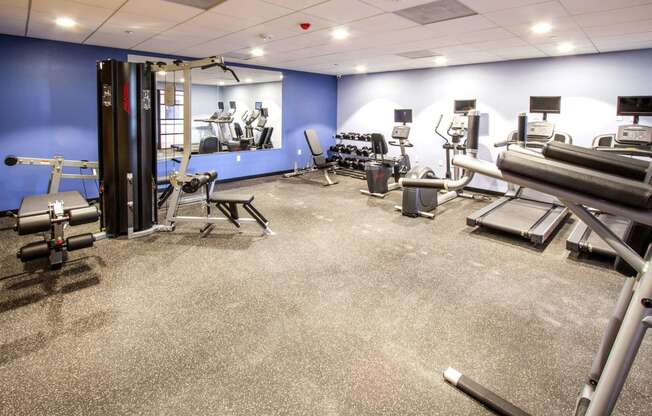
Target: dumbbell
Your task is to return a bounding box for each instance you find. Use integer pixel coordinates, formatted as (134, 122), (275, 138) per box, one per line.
(360, 147), (370, 157)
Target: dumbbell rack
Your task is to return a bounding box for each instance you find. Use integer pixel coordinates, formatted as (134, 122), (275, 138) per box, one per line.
(328, 133), (374, 180)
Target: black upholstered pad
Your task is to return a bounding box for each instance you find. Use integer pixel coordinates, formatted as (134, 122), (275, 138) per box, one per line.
(497, 151), (652, 209)
(210, 193), (254, 204)
(19, 191), (89, 217)
(543, 142), (649, 181)
(304, 129), (324, 157)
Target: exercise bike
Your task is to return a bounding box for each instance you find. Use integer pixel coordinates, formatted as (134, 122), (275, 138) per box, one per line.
(360, 109), (413, 198)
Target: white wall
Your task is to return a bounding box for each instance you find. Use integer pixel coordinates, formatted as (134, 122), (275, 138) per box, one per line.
(337, 50), (652, 192)
(220, 81), (283, 148)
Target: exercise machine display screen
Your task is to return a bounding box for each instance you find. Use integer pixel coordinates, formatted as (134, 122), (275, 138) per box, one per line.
(260, 108), (268, 117)
(218, 101), (224, 110)
(617, 124), (652, 145)
(394, 109), (412, 123)
(617, 96), (652, 116)
(454, 99), (476, 114)
(530, 96), (561, 114)
(255, 101), (262, 110)
(392, 125), (411, 140)
(229, 101), (236, 110)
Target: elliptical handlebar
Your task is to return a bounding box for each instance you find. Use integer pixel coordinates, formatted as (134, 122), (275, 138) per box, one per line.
(389, 140), (414, 147)
(435, 114), (448, 144)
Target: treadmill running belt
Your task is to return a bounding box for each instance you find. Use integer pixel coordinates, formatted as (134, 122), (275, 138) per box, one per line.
(478, 199), (552, 235)
(585, 214), (630, 256)
(519, 187), (558, 205)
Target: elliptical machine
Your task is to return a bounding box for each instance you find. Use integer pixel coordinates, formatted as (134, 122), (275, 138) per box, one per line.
(398, 100), (487, 218)
(242, 101), (261, 139)
(360, 109), (413, 198)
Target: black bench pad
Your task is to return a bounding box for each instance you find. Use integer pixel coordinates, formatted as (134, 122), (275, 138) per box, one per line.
(497, 150), (652, 210)
(210, 193), (254, 204)
(543, 142), (649, 181)
(19, 191), (89, 217)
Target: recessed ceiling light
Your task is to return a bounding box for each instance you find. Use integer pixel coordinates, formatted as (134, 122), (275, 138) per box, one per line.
(158, 71), (166, 76)
(245, 78), (253, 83)
(355, 65), (366, 73)
(279, 74), (283, 80)
(55, 17), (77, 28)
(179, 78), (184, 82)
(219, 81), (225, 85)
(557, 42), (575, 53)
(434, 56), (448, 66)
(251, 48), (264, 57)
(332, 28), (349, 40)
(531, 22), (552, 34)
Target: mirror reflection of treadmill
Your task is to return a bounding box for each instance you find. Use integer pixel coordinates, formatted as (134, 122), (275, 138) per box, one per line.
(567, 96), (652, 259)
(466, 96), (572, 245)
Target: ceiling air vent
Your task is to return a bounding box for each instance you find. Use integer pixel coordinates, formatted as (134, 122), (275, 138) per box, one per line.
(394, 0), (477, 25)
(163, 0), (227, 10)
(397, 50), (440, 59)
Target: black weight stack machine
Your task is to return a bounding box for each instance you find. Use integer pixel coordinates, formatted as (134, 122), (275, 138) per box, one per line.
(97, 59), (158, 237)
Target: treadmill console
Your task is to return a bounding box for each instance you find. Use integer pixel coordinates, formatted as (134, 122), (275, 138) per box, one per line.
(616, 124), (652, 145)
(392, 125), (411, 140)
(527, 121), (554, 140)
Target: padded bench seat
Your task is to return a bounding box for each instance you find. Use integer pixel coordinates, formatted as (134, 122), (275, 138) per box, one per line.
(209, 193), (254, 204)
(497, 150), (652, 210)
(19, 191), (88, 217)
(544, 142), (649, 181)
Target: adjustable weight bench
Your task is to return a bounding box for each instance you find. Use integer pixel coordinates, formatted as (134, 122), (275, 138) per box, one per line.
(14, 191), (102, 268)
(160, 170), (273, 237)
(283, 129), (338, 186)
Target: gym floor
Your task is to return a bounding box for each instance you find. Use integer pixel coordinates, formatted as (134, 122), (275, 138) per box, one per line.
(0, 175), (650, 416)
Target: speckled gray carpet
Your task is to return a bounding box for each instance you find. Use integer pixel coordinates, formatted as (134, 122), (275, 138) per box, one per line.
(0, 175), (650, 415)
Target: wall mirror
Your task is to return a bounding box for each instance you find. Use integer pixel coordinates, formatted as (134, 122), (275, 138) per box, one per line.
(129, 55), (283, 158)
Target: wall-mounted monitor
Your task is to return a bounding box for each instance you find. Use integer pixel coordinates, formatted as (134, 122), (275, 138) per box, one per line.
(255, 101), (263, 110)
(394, 109), (412, 123)
(617, 96), (652, 116)
(530, 96), (561, 114)
(218, 101), (224, 110)
(454, 99), (476, 114)
(229, 101), (236, 109)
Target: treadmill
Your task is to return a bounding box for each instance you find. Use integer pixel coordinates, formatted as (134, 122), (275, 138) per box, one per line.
(567, 95), (652, 257)
(466, 96), (572, 245)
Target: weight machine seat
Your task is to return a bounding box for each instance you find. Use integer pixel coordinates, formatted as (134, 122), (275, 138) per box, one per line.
(209, 193), (254, 204)
(543, 142), (649, 181)
(497, 150), (652, 210)
(18, 191), (88, 217)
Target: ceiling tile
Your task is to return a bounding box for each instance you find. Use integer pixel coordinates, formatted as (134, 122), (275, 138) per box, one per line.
(121, 0), (203, 20)
(488, 45), (546, 59)
(457, 27), (514, 44)
(0, 0), (29, 6)
(348, 13), (419, 33)
(594, 38), (652, 52)
(138, 34), (216, 54)
(560, 0), (652, 15)
(459, 0), (549, 13)
(178, 11), (251, 33)
(73, 0), (126, 7)
(357, 0), (435, 12)
(422, 14), (496, 37)
(467, 36), (528, 50)
(262, 30), (332, 52)
(484, 1), (570, 26)
(0, 6), (27, 36)
(30, 0), (115, 25)
(537, 40), (597, 56)
(85, 30), (152, 49)
(104, 11), (180, 33)
(518, 27), (590, 45)
(584, 19), (652, 38)
(303, 0), (383, 23)
(574, 3), (652, 27)
(261, 0), (327, 10)
(208, 0), (294, 25)
(241, 11), (337, 42)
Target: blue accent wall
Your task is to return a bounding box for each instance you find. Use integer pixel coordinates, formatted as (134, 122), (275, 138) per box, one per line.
(0, 34), (337, 211)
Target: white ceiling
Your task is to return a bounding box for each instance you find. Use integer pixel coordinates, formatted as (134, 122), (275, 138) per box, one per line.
(3, 0), (652, 75)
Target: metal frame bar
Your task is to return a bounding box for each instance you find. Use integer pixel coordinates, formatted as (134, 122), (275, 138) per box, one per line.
(7, 155), (98, 194)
